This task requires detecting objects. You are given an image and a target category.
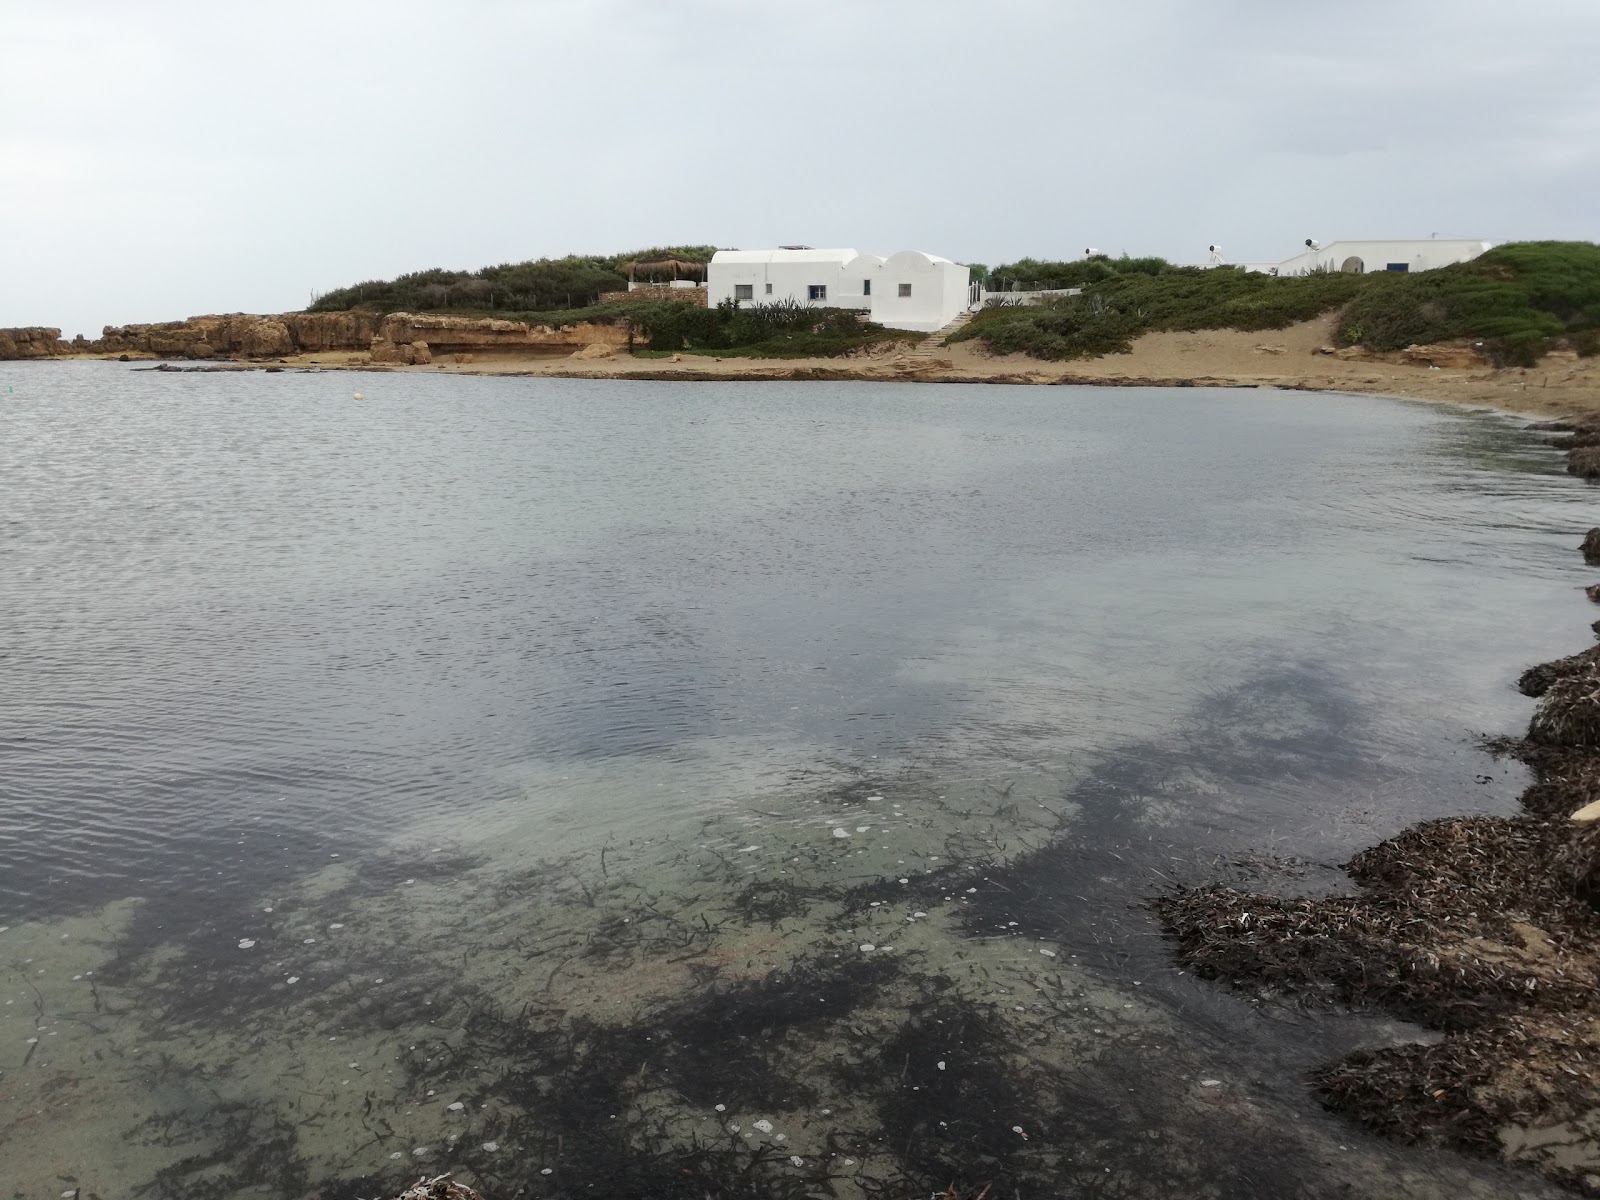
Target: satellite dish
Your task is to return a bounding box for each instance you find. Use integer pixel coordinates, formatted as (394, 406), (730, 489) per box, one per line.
(1207, 244), (1224, 266)
(1305, 237), (1320, 250)
(1084, 247), (1101, 257)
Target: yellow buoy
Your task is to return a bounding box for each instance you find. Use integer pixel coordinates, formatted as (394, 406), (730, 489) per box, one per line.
(352, 392), (364, 401)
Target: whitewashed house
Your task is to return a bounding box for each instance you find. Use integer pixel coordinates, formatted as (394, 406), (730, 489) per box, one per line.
(1243, 238), (1491, 276)
(708, 246), (973, 331)
(836, 254), (886, 311)
(706, 248), (858, 308)
(871, 251), (973, 332)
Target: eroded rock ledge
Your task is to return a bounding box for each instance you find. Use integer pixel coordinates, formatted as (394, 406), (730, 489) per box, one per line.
(0, 311), (638, 363)
(0, 327), (72, 359)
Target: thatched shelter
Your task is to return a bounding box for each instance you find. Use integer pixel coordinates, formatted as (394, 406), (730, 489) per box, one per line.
(622, 255), (707, 284)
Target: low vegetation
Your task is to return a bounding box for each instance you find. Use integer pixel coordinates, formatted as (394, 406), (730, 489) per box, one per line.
(1336, 240), (1600, 364)
(629, 299), (916, 358)
(308, 246), (718, 314)
(956, 243), (1600, 366)
(497, 298), (915, 359)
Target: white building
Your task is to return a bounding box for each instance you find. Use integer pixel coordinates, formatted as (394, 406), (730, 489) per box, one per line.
(870, 251), (973, 332)
(707, 246), (973, 332)
(706, 248), (858, 308)
(1243, 238), (1492, 276)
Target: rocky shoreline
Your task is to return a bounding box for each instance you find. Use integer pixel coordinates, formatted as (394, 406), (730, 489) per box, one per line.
(1157, 413), (1600, 1194)
(0, 310), (633, 365)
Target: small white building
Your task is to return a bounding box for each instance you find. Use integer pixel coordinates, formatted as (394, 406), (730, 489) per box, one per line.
(836, 254), (886, 311)
(707, 246), (973, 332)
(706, 248), (858, 308)
(1245, 238), (1492, 276)
(870, 251), (973, 332)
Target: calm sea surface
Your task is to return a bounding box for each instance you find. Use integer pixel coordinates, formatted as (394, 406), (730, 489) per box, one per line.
(0, 360), (1592, 1198)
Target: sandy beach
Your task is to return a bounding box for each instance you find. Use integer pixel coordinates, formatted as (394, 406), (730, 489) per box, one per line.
(232, 313), (1600, 423)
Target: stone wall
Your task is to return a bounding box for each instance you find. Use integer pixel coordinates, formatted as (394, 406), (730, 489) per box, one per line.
(0, 327), (70, 360)
(597, 285), (708, 307)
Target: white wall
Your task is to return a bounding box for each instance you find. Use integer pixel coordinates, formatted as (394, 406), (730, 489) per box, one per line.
(1255, 239), (1491, 276)
(870, 252), (972, 331)
(707, 249), (856, 307)
(834, 254), (885, 311)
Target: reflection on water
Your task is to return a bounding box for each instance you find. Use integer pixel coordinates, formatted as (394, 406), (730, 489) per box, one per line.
(0, 362), (1591, 1197)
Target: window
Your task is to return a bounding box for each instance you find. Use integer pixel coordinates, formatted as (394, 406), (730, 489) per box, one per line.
(808, 284), (827, 301)
(765, 283), (773, 295)
(1385, 263), (1410, 273)
(863, 279), (871, 296)
(734, 284), (753, 300)
(898, 283), (912, 298)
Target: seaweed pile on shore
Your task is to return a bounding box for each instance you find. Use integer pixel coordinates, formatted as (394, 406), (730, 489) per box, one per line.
(1157, 503), (1600, 1190)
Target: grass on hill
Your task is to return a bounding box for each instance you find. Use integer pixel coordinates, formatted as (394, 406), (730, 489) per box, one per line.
(955, 243), (1600, 366)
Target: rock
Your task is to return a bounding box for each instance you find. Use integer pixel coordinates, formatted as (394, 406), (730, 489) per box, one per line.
(0, 326), (69, 360)
(1528, 420), (1577, 432)
(1399, 342), (1488, 369)
(570, 341), (616, 360)
(1530, 665), (1600, 747)
(1587, 583), (1600, 604)
(238, 318), (293, 358)
(389, 1176), (483, 1200)
(1313, 345), (1339, 356)
(1570, 449), (1600, 483)
(370, 337), (404, 364)
(1333, 346), (1376, 361)
(1253, 344), (1287, 355)
(1546, 350), (1580, 364)
(410, 340), (432, 365)
(1585, 528), (1600, 565)
(1519, 645), (1600, 697)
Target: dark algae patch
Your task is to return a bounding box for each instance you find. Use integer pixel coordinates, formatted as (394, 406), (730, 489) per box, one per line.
(1158, 495), (1600, 1193)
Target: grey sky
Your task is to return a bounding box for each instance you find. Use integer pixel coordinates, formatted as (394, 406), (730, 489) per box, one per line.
(5, 0), (1597, 338)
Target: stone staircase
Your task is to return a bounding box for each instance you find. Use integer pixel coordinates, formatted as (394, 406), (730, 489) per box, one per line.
(905, 309), (979, 360)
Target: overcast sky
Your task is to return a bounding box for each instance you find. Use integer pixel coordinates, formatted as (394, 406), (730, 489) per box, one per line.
(5, 0), (1598, 338)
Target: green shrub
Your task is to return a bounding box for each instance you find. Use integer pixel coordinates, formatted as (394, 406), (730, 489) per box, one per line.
(961, 242), (1600, 364)
(308, 246), (719, 315)
(1335, 242), (1600, 364)
(953, 266), (1367, 361)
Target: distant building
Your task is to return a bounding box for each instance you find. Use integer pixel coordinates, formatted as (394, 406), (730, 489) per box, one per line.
(708, 246), (973, 332)
(1239, 238), (1492, 276)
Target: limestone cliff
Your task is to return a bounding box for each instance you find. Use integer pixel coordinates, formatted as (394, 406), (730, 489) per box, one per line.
(0, 327), (71, 360)
(94, 312), (386, 359)
(82, 309), (637, 361)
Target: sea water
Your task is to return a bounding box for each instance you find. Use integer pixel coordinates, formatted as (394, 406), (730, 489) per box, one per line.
(0, 361), (1588, 1198)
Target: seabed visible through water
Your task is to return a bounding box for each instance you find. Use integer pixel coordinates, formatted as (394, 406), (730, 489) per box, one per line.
(1, 364), (1592, 1198)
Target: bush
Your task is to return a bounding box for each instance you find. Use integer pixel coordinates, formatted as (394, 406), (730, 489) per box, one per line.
(953, 266), (1368, 361)
(308, 246), (720, 315)
(1336, 242), (1600, 364)
(960, 242), (1600, 364)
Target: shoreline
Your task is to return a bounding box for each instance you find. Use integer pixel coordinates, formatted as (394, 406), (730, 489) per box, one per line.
(1158, 414), (1600, 1193)
(5, 312), (1590, 423)
(6, 357), (1596, 1195)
